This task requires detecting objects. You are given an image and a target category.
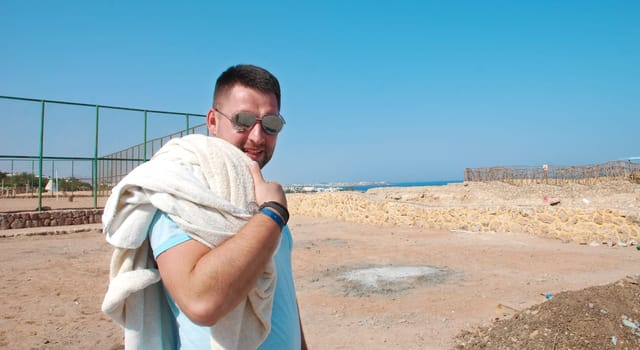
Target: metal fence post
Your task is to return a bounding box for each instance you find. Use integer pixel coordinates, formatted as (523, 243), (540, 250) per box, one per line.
(37, 100), (45, 211)
(143, 110), (148, 160)
(93, 105), (99, 209)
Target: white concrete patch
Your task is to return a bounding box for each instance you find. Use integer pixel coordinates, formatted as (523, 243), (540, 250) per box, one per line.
(341, 266), (445, 288)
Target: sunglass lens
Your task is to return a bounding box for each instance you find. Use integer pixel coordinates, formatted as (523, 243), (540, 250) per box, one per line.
(235, 112), (258, 129)
(262, 115), (283, 135)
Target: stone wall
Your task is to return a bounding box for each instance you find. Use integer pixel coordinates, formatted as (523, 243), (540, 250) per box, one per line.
(288, 192), (640, 245)
(0, 209), (103, 230)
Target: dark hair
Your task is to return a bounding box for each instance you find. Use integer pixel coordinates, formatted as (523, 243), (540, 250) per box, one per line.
(213, 64), (281, 109)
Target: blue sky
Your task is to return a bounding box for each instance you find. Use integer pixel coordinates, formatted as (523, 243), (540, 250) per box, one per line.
(1, 1), (638, 184)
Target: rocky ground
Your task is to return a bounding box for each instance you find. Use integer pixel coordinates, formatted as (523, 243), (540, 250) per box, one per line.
(365, 179), (640, 211)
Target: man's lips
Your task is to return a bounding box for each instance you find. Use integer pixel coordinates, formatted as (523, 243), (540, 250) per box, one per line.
(244, 148), (263, 159)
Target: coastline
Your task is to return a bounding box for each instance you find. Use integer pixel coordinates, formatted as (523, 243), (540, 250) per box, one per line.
(284, 180), (462, 193)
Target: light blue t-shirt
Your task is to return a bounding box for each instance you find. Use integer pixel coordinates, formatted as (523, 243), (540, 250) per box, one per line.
(148, 211), (301, 350)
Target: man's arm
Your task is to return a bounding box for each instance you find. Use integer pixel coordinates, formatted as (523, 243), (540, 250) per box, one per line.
(156, 161), (287, 326)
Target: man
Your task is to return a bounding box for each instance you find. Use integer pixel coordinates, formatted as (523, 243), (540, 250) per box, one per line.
(102, 64), (307, 349)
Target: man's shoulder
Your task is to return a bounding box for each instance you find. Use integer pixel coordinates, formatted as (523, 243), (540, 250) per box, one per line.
(148, 211), (192, 259)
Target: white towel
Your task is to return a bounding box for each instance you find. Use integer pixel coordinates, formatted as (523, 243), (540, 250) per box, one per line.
(101, 134), (275, 350)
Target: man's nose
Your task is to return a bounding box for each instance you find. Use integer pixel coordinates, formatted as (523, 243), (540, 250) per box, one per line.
(247, 121), (266, 143)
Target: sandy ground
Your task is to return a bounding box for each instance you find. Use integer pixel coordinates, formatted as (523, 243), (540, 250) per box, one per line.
(1, 213), (638, 349)
(0, 195), (106, 212)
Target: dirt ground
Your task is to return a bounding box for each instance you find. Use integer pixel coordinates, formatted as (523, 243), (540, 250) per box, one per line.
(290, 217), (640, 349)
(2, 181), (640, 349)
(1, 214), (639, 349)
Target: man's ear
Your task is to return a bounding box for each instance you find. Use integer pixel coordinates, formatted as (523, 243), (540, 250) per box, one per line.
(206, 108), (217, 136)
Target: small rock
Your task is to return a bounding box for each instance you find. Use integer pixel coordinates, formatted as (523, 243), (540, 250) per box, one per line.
(601, 240), (613, 247)
(622, 319), (638, 329)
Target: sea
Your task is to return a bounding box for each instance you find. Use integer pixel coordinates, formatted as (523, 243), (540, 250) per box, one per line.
(343, 180), (463, 192)
(285, 180), (463, 193)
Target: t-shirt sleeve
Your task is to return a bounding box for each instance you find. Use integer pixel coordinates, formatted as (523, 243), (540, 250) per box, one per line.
(148, 210), (192, 259)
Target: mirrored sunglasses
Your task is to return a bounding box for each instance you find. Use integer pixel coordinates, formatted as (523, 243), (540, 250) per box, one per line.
(214, 108), (285, 135)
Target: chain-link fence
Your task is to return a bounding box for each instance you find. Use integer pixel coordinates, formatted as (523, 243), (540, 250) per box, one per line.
(464, 160), (640, 185)
(0, 95), (207, 211)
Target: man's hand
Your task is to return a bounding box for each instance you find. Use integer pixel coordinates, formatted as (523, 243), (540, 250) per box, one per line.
(248, 161), (287, 208)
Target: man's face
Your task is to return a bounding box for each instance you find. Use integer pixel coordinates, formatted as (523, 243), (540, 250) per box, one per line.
(207, 84), (279, 168)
